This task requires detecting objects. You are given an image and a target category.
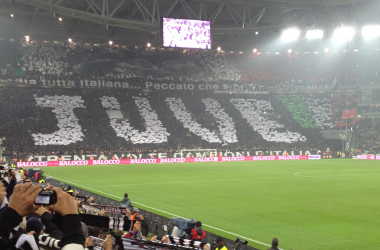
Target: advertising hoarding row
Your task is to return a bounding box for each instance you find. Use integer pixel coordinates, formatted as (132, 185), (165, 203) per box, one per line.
(17, 155), (310, 167)
(357, 155), (380, 160)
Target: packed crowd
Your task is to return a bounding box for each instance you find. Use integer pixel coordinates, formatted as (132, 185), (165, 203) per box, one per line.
(359, 105), (380, 114)
(355, 118), (380, 153)
(0, 88), (336, 158)
(0, 167), (229, 250)
(0, 40), (241, 82)
(0, 39), (378, 89)
(232, 49), (380, 86)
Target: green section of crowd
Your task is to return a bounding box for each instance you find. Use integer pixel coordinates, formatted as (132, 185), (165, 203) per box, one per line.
(0, 42), (23, 76)
(278, 94), (319, 128)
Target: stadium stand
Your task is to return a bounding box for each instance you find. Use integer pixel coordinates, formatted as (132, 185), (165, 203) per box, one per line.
(1, 40), (373, 159)
(0, 88), (337, 157)
(0, 40), (376, 89)
(1, 0), (380, 248)
(0, 170), (257, 250)
(355, 118), (380, 154)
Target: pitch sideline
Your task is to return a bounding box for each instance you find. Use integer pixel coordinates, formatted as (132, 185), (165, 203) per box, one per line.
(49, 176), (279, 249)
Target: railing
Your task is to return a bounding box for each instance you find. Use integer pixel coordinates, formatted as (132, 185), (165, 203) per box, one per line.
(320, 130), (351, 134)
(47, 179), (259, 250)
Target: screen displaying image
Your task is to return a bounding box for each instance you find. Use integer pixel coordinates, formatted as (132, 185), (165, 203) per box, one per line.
(35, 194), (50, 205)
(163, 18), (211, 49)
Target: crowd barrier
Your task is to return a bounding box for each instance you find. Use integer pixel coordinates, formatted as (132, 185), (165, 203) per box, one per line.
(357, 155), (380, 160)
(17, 155), (310, 167)
(47, 179), (260, 250)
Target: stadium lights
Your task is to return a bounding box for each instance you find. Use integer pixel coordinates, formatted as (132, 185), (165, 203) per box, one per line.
(25, 35), (29, 42)
(147, 42), (151, 47)
(362, 25), (380, 39)
(59, 17), (62, 22)
(109, 40), (113, 45)
(68, 38), (72, 43)
(281, 28), (300, 42)
(10, 14), (13, 17)
(253, 48), (257, 53)
(306, 29), (323, 39)
(255, 32), (258, 35)
(333, 27), (355, 43)
(287, 49), (292, 53)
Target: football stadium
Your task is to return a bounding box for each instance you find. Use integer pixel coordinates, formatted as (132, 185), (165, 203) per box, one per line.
(0, 0), (379, 250)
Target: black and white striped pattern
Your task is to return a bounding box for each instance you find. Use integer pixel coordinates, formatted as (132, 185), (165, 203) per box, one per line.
(109, 217), (124, 231)
(39, 234), (61, 249)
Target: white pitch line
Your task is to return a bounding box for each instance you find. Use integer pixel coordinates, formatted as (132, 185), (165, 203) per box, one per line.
(49, 176), (278, 249)
(294, 172), (347, 180)
(294, 169), (380, 179)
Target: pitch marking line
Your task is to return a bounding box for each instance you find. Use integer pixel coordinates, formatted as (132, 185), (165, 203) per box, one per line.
(294, 172), (347, 179)
(49, 176), (279, 249)
(295, 169), (380, 179)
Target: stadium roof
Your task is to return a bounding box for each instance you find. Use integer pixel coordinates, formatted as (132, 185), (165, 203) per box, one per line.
(0, 0), (378, 51)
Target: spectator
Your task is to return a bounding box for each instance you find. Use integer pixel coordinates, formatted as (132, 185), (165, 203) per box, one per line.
(0, 183), (85, 250)
(215, 236), (227, 250)
(267, 238), (279, 250)
(25, 217), (44, 235)
(88, 226), (101, 238)
(134, 214), (149, 237)
(120, 193), (132, 210)
(189, 221), (206, 241)
(34, 205), (63, 239)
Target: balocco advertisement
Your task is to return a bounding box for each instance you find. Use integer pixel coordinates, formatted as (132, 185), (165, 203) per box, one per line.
(357, 155), (376, 160)
(17, 155), (309, 167)
(308, 155), (321, 160)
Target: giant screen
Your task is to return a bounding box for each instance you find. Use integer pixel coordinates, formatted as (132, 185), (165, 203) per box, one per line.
(163, 18), (211, 49)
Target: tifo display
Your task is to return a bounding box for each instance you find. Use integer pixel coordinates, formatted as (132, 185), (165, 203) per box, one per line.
(2, 1), (380, 250)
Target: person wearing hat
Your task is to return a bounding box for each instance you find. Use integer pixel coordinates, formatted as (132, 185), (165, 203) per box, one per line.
(66, 185), (74, 195)
(189, 221), (206, 241)
(267, 238), (280, 250)
(25, 217), (44, 235)
(215, 236), (228, 250)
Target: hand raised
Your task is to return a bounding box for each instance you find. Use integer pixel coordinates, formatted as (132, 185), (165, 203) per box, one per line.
(102, 235), (113, 250)
(34, 206), (48, 217)
(0, 182), (6, 205)
(9, 182), (41, 217)
(48, 187), (78, 216)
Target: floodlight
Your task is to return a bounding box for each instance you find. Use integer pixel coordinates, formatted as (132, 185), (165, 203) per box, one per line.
(255, 32), (258, 35)
(306, 29), (323, 39)
(253, 48), (257, 53)
(333, 27), (355, 43)
(25, 35), (29, 42)
(288, 49), (292, 53)
(281, 28), (300, 42)
(109, 41), (113, 45)
(362, 25), (380, 39)
(325, 48), (329, 53)
(147, 42), (151, 47)
(10, 14), (13, 17)
(217, 47), (221, 51)
(68, 38), (72, 43)
(59, 17), (62, 22)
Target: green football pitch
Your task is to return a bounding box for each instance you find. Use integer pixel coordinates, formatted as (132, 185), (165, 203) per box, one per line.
(41, 159), (380, 250)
